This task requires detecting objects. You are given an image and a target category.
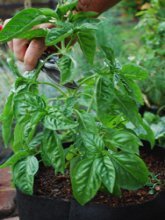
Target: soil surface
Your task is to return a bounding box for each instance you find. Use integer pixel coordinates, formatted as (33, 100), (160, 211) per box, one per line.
(34, 147), (165, 207)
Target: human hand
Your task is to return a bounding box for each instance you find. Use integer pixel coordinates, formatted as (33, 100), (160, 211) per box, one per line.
(3, 19), (53, 71)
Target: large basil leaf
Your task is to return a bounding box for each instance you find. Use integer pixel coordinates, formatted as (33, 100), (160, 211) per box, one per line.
(0, 93), (14, 146)
(71, 158), (101, 205)
(110, 152), (149, 190)
(13, 156), (39, 195)
(41, 130), (65, 173)
(0, 8), (50, 42)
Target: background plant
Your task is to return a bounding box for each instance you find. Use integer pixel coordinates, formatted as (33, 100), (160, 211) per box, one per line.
(0, 0), (155, 205)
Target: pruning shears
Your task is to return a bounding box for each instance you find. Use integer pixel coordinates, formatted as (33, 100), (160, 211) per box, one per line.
(40, 52), (78, 89)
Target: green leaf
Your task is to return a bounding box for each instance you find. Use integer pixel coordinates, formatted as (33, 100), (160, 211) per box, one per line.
(77, 111), (98, 134)
(13, 112), (43, 151)
(80, 132), (104, 153)
(41, 130), (65, 173)
(104, 129), (141, 154)
(71, 157), (101, 205)
(28, 132), (43, 149)
(111, 152), (149, 190)
(97, 156), (116, 193)
(57, 0), (78, 17)
(13, 116), (28, 151)
(57, 55), (77, 84)
(96, 77), (139, 127)
(39, 8), (58, 18)
(101, 45), (115, 65)
(121, 64), (148, 80)
(77, 30), (96, 64)
(144, 113), (165, 140)
(46, 26), (73, 46)
(23, 112), (45, 144)
(123, 78), (144, 104)
(18, 29), (47, 40)
(126, 117), (155, 147)
(13, 156), (39, 195)
(0, 8), (49, 43)
(44, 107), (77, 131)
(14, 92), (46, 118)
(0, 151), (29, 168)
(0, 93), (14, 146)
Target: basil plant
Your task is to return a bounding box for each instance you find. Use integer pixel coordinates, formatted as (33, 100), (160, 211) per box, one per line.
(0, 0), (154, 205)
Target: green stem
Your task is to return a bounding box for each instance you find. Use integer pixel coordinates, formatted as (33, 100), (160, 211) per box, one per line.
(87, 95), (95, 113)
(78, 74), (97, 87)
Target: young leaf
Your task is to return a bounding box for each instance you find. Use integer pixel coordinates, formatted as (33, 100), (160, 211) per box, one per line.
(39, 8), (59, 18)
(121, 64), (148, 80)
(57, 0), (78, 17)
(13, 156), (39, 195)
(46, 26), (73, 46)
(77, 30), (96, 64)
(101, 45), (115, 65)
(0, 8), (49, 43)
(57, 55), (77, 84)
(41, 130), (65, 173)
(111, 152), (149, 190)
(71, 157), (101, 205)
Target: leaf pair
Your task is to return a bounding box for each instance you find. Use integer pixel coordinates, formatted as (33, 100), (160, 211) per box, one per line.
(71, 152), (149, 205)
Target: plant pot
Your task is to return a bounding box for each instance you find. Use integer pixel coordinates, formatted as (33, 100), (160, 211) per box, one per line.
(17, 189), (165, 220)
(17, 147), (165, 220)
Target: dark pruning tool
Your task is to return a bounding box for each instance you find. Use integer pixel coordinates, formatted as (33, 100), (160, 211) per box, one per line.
(40, 52), (78, 89)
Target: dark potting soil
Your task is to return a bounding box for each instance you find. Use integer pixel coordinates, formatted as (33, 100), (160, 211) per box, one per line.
(34, 147), (165, 207)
